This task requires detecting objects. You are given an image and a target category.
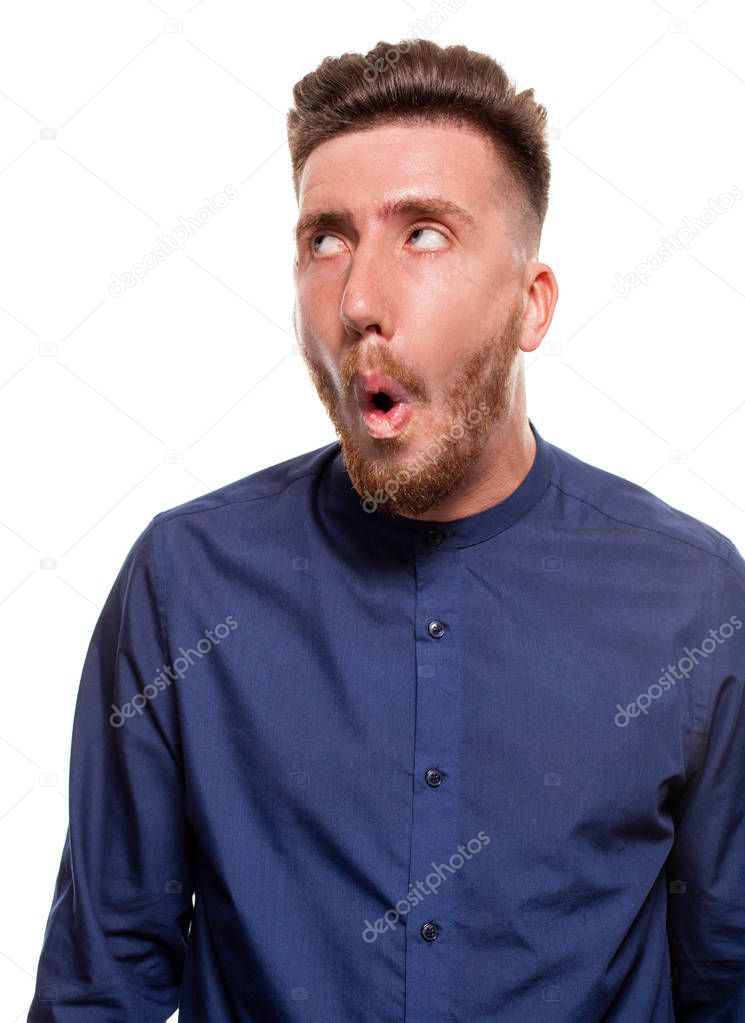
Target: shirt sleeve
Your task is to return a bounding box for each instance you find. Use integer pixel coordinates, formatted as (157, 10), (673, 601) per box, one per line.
(666, 539), (745, 1022)
(28, 518), (195, 1022)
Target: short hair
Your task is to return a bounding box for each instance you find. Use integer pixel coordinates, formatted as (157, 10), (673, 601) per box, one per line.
(286, 38), (551, 256)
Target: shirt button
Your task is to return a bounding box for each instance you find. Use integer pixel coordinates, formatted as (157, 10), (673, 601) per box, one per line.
(420, 921), (439, 941)
(425, 528), (445, 546)
(425, 768), (443, 787)
(428, 620), (445, 638)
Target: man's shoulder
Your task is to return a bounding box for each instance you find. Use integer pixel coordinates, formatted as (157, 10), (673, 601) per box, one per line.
(150, 440), (339, 529)
(547, 435), (738, 568)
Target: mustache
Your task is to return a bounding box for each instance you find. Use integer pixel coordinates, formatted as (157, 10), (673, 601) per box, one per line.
(341, 350), (425, 402)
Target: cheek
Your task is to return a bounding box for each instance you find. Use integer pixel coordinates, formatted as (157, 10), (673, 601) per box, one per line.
(402, 273), (480, 349)
(400, 258), (470, 308)
(297, 269), (345, 330)
(295, 307), (344, 370)
(301, 255), (348, 290)
(295, 289), (325, 337)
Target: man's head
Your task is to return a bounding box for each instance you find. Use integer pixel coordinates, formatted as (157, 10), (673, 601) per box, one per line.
(287, 39), (558, 518)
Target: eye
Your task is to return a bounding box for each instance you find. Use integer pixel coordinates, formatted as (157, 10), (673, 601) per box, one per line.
(311, 233), (346, 257)
(308, 225), (449, 257)
(408, 226), (449, 250)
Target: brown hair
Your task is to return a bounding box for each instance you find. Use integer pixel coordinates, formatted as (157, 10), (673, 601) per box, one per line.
(286, 38), (551, 255)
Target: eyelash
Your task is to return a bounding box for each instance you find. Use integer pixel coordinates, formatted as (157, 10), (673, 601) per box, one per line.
(309, 223), (448, 255)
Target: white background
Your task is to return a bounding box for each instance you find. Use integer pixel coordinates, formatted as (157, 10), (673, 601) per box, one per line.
(2, 0), (744, 1019)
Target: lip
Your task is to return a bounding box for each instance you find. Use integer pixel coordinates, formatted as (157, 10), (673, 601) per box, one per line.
(352, 371), (413, 406)
(352, 371), (415, 439)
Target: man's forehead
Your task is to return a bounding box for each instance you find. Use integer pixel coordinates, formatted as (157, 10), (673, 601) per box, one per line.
(297, 121), (502, 210)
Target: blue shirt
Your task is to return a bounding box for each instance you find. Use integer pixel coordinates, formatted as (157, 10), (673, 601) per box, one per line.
(29, 419), (745, 1022)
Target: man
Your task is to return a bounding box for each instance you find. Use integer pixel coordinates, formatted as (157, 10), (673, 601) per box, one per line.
(29, 38), (745, 1022)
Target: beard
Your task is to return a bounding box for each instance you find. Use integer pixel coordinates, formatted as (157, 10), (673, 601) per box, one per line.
(299, 298), (524, 518)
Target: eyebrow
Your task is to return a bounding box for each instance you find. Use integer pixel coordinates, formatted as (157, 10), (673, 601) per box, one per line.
(293, 195), (476, 244)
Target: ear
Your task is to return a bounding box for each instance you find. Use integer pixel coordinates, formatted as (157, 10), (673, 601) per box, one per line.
(519, 262), (559, 354)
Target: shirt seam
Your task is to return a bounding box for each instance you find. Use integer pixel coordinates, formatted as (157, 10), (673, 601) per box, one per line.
(151, 470), (321, 530)
(684, 544), (720, 780)
(148, 518), (171, 666)
(550, 481), (732, 565)
(143, 517), (190, 775)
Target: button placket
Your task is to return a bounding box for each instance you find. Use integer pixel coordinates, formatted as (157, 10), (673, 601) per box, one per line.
(405, 547), (464, 1019)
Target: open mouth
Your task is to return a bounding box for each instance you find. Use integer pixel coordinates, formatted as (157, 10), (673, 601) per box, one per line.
(370, 391), (396, 413)
(352, 371), (415, 438)
(354, 377), (413, 438)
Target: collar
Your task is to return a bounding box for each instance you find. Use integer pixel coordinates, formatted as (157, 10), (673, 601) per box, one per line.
(322, 418), (555, 552)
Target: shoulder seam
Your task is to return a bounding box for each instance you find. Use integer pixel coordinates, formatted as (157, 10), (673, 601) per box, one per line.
(150, 468), (321, 529)
(549, 482), (730, 564)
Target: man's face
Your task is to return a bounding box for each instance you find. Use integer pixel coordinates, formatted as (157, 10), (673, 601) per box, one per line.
(292, 120), (529, 518)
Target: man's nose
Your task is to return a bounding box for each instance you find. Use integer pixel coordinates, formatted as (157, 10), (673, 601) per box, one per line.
(339, 247), (395, 339)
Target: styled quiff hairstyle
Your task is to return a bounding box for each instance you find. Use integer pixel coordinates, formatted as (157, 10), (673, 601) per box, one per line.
(286, 38), (551, 256)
